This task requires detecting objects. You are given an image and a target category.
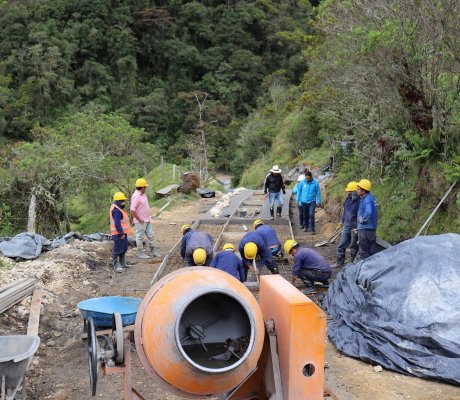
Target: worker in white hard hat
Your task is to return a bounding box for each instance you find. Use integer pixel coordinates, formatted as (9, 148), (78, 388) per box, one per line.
(130, 178), (161, 259)
(292, 174), (305, 228)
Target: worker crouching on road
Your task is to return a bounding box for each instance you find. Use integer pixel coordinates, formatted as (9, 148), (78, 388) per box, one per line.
(110, 192), (133, 273)
(130, 178), (161, 259)
(285, 240), (331, 295)
(180, 224), (214, 266)
(264, 165), (286, 219)
(239, 231), (279, 280)
(356, 179), (378, 260)
(253, 219), (286, 260)
(210, 243), (245, 282)
(332, 181), (360, 268)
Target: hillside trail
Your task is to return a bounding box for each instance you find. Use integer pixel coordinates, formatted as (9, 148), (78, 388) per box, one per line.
(0, 194), (459, 400)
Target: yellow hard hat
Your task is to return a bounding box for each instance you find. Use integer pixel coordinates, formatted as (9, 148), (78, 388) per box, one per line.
(345, 181), (358, 192)
(223, 243), (235, 251)
(135, 178), (149, 188)
(253, 219), (264, 230)
(243, 242), (258, 260)
(113, 192), (126, 201)
(193, 248), (207, 266)
(181, 224), (192, 235)
(284, 239), (298, 255)
(357, 179), (372, 192)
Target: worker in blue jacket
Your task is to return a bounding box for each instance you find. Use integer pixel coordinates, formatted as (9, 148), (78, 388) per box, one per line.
(356, 179), (378, 260)
(297, 171), (321, 234)
(292, 174), (305, 228)
(253, 219), (286, 258)
(180, 224), (214, 266)
(239, 231), (279, 280)
(333, 181), (361, 268)
(210, 243), (245, 282)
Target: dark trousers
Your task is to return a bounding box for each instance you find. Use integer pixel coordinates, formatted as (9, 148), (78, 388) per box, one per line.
(112, 234), (128, 257)
(298, 268), (331, 287)
(337, 226), (359, 263)
(297, 204), (304, 226)
(301, 202), (316, 232)
(358, 229), (376, 260)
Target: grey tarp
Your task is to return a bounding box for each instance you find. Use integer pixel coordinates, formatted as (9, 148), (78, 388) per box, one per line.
(324, 233), (460, 384)
(0, 233), (51, 260)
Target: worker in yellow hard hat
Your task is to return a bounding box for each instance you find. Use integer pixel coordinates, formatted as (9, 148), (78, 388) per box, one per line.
(180, 227), (214, 267)
(109, 192), (132, 273)
(356, 179), (378, 260)
(130, 177), (161, 259)
(253, 219), (286, 259)
(284, 240), (331, 295)
(209, 243), (245, 282)
(332, 181), (360, 269)
(238, 231), (279, 280)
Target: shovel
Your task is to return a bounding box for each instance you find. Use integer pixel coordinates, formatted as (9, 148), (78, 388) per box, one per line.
(252, 259), (259, 285)
(314, 226), (343, 247)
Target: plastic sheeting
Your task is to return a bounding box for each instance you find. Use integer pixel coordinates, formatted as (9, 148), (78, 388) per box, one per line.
(324, 233), (460, 384)
(0, 231), (116, 261)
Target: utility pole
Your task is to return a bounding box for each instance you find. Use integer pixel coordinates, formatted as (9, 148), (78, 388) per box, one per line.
(194, 92), (208, 183)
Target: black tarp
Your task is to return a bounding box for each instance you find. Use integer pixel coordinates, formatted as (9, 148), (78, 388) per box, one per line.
(324, 233), (460, 384)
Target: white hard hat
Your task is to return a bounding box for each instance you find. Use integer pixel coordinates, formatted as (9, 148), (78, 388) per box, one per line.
(297, 174), (305, 181)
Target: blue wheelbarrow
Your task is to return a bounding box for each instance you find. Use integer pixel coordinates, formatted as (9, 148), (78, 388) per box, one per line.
(0, 335), (40, 400)
(77, 296), (141, 396)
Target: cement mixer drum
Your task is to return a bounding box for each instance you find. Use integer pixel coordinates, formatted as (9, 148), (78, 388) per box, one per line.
(135, 267), (265, 398)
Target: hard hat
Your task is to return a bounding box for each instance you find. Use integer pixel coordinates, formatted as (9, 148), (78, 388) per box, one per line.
(297, 174), (305, 181)
(345, 181), (358, 192)
(357, 179), (372, 192)
(243, 242), (258, 260)
(253, 219), (264, 230)
(284, 239), (298, 255)
(135, 178), (149, 188)
(113, 192), (127, 201)
(223, 243), (235, 251)
(181, 224), (192, 235)
(193, 248), (207, 266)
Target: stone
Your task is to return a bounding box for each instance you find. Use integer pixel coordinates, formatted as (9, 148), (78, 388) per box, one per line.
(82, 280), (90, 286)
(46, 340), (56, 347)
(373, 365), (383, 372)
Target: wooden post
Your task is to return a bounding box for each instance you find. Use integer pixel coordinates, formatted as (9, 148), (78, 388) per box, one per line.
(27, 194), (36, 233)
(178, 165), (181, 178)
(143, 166), (153, 197)
(173, 164), (176, 181)
(27, 289), (42, 336)
(161, 157), (164, 182)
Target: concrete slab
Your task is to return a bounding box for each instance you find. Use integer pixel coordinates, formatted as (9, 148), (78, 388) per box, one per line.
(259, 190), (292, 220)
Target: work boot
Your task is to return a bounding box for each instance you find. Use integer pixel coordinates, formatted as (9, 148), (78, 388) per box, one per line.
(311, 231), (315, 236)
(112, 256), (125, 273)
(302, 287), (317, 295)
(270, 267), (279, 274)
(119, 254), (133, 269)
(303, 227), (308, 232)
(276, 206), (282, 218)
(149, 246), (162, 258)
(315, 281), (329, 289)
(137, 249), (150, 259)
(270, 207), (274, 220)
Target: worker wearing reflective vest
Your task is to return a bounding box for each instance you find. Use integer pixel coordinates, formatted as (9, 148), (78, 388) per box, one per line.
(110, 192), (132, 273)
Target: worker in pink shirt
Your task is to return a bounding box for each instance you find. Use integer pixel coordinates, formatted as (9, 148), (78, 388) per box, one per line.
(130, 178), (161, 259)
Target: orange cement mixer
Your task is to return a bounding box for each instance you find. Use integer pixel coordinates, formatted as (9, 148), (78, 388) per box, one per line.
(135, 267), (327, 400)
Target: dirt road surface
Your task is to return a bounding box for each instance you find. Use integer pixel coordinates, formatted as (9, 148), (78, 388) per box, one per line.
(1, 195), (459, 400)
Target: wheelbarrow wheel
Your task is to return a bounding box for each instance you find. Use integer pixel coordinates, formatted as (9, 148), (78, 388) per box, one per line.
(87, 317), (98, 396)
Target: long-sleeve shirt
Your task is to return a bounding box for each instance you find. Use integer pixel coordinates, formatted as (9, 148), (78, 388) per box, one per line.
(341, 194), (360, 228)
(210, 251), (245, 282)
(238, 231), (276, 270)
(297, 179), (321, 205)
(264, 173), (285, 194)
(357, 193), (378, 230)
(181, 231), (214, 265)
(292, 247), (331, 276)
(255, 224), (281, 247)
(111, 201), (125, 235)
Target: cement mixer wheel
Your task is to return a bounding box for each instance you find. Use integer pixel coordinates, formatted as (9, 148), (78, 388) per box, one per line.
(112, 312), (124, 364)
(87, 317), (98, 396)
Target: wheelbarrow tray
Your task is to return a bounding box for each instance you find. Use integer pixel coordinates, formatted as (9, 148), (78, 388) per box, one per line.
(0, 335), (40, 389)
(77, 296), (141, 327)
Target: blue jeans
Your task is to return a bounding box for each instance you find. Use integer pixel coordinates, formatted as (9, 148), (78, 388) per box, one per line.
(301, 202), (316, 232)
(297, 204), (304, 226)
(358, 229), (376, 260)
(268, 191), (283, 208)
(337, 226), (358, 264)
(112, 234), (128, 257)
